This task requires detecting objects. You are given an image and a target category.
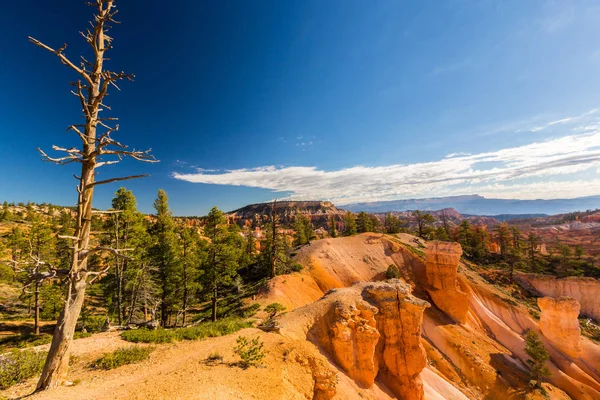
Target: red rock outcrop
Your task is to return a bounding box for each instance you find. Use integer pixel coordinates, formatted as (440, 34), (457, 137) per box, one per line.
(311, 299), (380, 387)
(515, 273), (600, 320)
(538, 296), (582, 358)
(425, 241), (469, 323)
(302, 280), (431, 399)
(362, 280), (431, 400)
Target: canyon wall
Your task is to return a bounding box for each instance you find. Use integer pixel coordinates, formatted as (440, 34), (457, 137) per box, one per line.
(538, 296), (582, 358)
(515, 273), (600, 320)
(424, 241), (470, 323)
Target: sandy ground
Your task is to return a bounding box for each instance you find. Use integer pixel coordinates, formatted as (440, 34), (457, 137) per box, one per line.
(4, 328), (326, 400)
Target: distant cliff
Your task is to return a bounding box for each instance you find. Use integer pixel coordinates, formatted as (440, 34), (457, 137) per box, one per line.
(227, 200), (346, 229)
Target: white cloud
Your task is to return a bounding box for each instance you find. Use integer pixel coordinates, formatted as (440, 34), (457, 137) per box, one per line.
(172, 130), (600, 204)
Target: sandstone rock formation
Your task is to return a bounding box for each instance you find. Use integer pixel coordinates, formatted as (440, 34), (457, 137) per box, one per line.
(362, 281), (431, 400)
(538, 296), (582, 358)
(515, 273), (600, 320)
(302, 280), (431, 400)
(311, 299), (380, 387)
(425, 241), (469, 323)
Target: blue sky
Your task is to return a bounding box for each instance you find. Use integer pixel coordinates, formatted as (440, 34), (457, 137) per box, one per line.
(1, 0), (600, 215)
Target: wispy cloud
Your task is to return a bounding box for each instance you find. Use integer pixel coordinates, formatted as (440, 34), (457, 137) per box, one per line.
(172, 129), (600, 204)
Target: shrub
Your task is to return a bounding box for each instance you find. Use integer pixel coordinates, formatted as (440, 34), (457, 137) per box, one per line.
(120, 329), (176, 344)
(264, 303), (286, 319)
(93, 346), (153, 370)
(386, 264), (400, 279)
(206, 351), (224, 364)
(120, 318), (252, 344)
(289, 263), (303, 272)
(0, 350), (46, 389)
(0, 333), (52, 352)
(234, 336), (266, 368)
(239, 303), (261, 318)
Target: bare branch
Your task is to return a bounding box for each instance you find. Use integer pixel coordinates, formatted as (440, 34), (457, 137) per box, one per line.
(38, 148), (82, 165)
(79, 246), (133, 261)
(88, 174), (149, 187)
(99, 148), (158, 163)
(28, 37), (93, 85)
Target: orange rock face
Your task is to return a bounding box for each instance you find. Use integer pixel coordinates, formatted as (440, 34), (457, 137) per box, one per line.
(306, 280), (430, 399)
(515, 273), (600, 321)
(315, 299), (380, 387)
(424, 241), (469, 323)
(362, 280), (431, 400)
(538, 296), (582, 358)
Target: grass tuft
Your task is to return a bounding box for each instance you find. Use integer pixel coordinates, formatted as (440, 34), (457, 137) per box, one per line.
(120, 318), (252, 344)
(92, 346), (153, 370)
(0, 349), (46, 390)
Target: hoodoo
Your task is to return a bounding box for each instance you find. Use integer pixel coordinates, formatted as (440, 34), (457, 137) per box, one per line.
(424, 241), (469, 324)
(362, 281), (431, 400)
(538, 296), (582, 358)
(296, 279), (431, 399)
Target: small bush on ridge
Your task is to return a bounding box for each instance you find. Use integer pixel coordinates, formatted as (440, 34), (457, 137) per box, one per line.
(234, 335), (266, 368)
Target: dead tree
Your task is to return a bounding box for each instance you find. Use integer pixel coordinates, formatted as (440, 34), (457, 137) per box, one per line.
(8, 249), (69, 336)
(29, 0), (157, 391)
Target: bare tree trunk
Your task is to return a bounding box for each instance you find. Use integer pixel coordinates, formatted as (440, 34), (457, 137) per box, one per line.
(212, 285), (218, 322)
(34, 281), (40, 335)
(30, 0), (156, 390)
(37, 274), (87, 390)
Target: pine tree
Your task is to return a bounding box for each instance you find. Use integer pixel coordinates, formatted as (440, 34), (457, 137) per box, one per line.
(413, 210), (435, 239)
(384, 213), (402, 234)
(356, 211), (374, 233)
(293, 216), (307, 246)
(239, 225), (256, 277)
(435, 226), (449, 241)
(329, 215), (337, 238)
(293, 214), (314, 246)
(524, 330), (551, 387)
(342, 212), (357, 236)
(527, 234), (540, 272)
(150, 189), (181, 327)
(202, 207), (240, 322)
(1, 201), (12, 221)
(25, 216), (56, 335)
(103, 188), (150, 325)
(178, 226), (204, 326)
(495, 223), (511, 259)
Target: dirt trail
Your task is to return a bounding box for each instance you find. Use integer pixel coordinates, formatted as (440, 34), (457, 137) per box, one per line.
(7, 329), (327, 400)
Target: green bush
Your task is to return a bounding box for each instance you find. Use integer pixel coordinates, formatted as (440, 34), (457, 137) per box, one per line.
(289, 263), (303, 272)
(0, 331), (92, 352)
(120, 318), (252, 344)
(234, 336), (266, 368)
(239, 303), (261, 318)
(0, 350), (46, 389)
(0, 333), (52, 352)
(93, 346), (153, 370)
(120, 329), (176, 344)
(386, 264), (400, 279)
(264, 303), (286, 319)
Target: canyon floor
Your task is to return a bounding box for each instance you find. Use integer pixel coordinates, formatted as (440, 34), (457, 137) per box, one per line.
(2, 233), (600, 400)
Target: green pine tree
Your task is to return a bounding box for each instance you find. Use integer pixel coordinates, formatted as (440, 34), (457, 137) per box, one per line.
(342, 212), (357, 236)
(202, 206), (241, 322)
(150, 189), (182, 327)
(524, 330), (551, 388)
(356, 211), (374, 233)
